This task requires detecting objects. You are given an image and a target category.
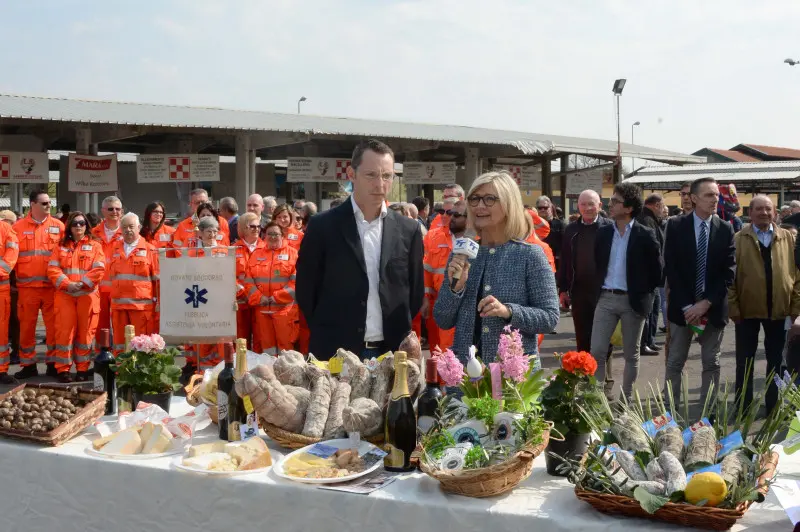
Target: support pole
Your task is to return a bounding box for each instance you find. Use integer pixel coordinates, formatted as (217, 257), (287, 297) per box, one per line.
(75, 127), (92, 214)
(463, 147), (480, 191)
(235, 135), (251, 206)
(559, 154), (569, 214)
(541, 156), (552, 198)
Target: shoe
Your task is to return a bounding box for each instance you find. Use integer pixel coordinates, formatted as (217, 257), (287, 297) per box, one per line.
(642, 346), (660, 356)
(0, 373), (18, 385)
(56, 372), (73, 383)
(45, 363), (57, 378)
(75, 371), (93, 382)
(13, 365), (39, 379)
(659, 327), (667, 333)
(180, 363), (197, 386)
(648, 343), (662, 351)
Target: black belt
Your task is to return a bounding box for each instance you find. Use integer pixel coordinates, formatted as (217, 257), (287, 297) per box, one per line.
(364, 340), (386, 350)
(602, 288), (628, 295)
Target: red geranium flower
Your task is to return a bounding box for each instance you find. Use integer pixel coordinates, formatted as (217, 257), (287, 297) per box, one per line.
(561, 350), (598, 376)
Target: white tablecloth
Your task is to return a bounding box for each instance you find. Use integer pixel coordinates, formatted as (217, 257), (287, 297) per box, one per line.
(0, 397), (795, 532)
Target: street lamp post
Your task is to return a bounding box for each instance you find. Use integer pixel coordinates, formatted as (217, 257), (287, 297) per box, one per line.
(297, 96), (307, 114)
(612, 79), (627, 183)
(631, 121), (640, 172)
(785, 58), (799, 66)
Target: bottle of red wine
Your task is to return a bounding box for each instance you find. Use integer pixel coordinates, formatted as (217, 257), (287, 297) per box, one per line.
(93, 329), (117, 415)
(226, 339), (250, 442)
(217, 343), (235, 441)
(384, 351), (417, 472)
(416, 357), (442, 436)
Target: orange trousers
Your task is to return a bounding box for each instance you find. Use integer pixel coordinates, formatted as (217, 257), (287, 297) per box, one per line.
(237, 305), (257, 352)
(254, 311), (298, 355)
(111, 309), (153, 354)
(412, 312), (422, 341)
(297, 311), (310, 354)
(98, 291), (111, 338)
(0, 293), (9, 373)
(193, 342), (225, 369)
(426, 311), (455, 351)
(18, 286), (57, 366)
(53, 291), (100, 373)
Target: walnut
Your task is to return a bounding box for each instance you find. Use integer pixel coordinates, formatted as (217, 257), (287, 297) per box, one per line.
(1, 401), (11, 409)
(21, 403), (32, 412)
(31, 424), (44, 432)
(0, 420), (10, 429)
(46, 420), (59, 430)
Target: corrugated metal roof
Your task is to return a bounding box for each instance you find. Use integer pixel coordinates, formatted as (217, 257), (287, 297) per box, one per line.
(735, 144), (800, 160)
(0, 94), (703, 164)
(626, 161), (800, 186)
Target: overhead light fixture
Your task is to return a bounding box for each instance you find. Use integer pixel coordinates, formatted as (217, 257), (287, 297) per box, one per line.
(612, 78), (627, 95)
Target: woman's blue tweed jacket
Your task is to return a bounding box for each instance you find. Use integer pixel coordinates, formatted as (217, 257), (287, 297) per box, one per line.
(433, 240), (559, 364)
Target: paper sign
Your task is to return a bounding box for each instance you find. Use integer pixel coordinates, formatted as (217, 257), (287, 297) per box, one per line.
(402, 162), (457, 185)
(0, 152), (49, 184)
(492, 165), (541, 189)
(68, 153), (118, 193)
(136, 154), (220, 183)
(287, 157), (352, 182)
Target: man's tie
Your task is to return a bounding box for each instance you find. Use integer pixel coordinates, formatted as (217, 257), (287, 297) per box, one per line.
(695, 222), (707, 301)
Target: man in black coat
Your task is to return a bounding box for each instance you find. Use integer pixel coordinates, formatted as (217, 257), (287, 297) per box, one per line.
(636, 193), (666, 355)
(590, 182), (663, 400)
(296, 139), (424, 360)
(664, 177), (736, 409)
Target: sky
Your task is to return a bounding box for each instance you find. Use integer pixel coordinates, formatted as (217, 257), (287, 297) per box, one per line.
(2, 0), (799, 157)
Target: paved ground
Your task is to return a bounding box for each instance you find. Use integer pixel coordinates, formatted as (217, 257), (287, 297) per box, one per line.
(1, 312), (772, 423)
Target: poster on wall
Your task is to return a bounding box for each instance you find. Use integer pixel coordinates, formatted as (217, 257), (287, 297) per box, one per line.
(565, 164), (612, 198)
(0, 152), (49, 184)
(68, 153), (118, 193)
(492, 165), (542, 189)
(402, 162), (457, 184)
(136, 154), (220, 183)
(287, 157), (352, 182)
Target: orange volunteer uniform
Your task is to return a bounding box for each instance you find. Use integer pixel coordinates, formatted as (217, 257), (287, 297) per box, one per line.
(47, 237), (105, 373)
(187, 246), (229, 368)
(13, 213), (64, 366)
(91, 221), (123, 337)
(245, 243), (299, 355)
(108, 239), (159, 353)
(422, 226), (456, 351)
(170, 216), (229, 254)
(144, 224), (176, 249)
(527, 209), (551, 240)
(0, 224), (19, 373)
(525, 231), (556, 273)
(235, 238), (266, 352)
(284, 226), (303, 252)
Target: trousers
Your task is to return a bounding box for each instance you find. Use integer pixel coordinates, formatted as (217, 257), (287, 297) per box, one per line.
(640, 289), (661, 348)
(237, 305), (256, 352)
(111, 309), (153, 354)
(665, 321), (725, 410)
(572, 291), (615, 392)
(735, 318), (786, 414)
(53, 291), (100, 373)
(297, 311), (310, 355)
(0, 293), (9, 372)
(254, 311), (299, 356)
(18, 287), (57, 366)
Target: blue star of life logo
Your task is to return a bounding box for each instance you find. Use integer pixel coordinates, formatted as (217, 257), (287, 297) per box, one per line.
(184, 285), (208, 308)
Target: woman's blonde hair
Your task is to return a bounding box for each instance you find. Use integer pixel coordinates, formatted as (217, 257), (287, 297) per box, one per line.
(238, 212), (259, 235)
(466, 171), (532, 241)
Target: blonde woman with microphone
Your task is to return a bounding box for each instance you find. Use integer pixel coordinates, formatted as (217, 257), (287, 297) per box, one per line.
(433, 171), (559, 368)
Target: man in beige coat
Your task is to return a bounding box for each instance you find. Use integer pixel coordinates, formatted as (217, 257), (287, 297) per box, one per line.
(729, 195), (800, 414)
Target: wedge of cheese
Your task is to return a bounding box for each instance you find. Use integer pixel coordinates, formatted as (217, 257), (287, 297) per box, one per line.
(183, 452), (235, 470)
(100, 429), (143, 455)
(141, 424), (173, 454)
(226, 438), (272, 470)
(139, 422), (156, 444)
(187, 441), (228, 457)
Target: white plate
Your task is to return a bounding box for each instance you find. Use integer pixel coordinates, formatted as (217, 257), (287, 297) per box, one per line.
(273, 438), (383, 484)
(87, 441), (188, 460)
(170, 455), (271, 476)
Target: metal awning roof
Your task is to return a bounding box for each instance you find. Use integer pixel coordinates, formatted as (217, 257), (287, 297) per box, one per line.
(626, 161), (800, 188)
(0, 94), (703, 164)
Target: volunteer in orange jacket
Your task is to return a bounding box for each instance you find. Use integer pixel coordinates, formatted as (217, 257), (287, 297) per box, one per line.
(234, 212), (264, 352)
(423, 201), (466, 351)
(13, 189), (64, 380)
(525, 212), (556, 273)
(170, 188), (229, 253)
(245, 221), (299, 355)
(108, 213), (159, 354)
(0, 219), (19, 383)
(272, 204), (304, 251)
(140, 201), (175, 249)
(46, 212), (105, 382)
(91, 196), (123, 337)
(527, 208), (551, 240)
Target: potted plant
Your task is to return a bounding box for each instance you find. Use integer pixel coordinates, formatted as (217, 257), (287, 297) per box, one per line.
(112, 334), (182, 413)
(541, 350), (603, 476)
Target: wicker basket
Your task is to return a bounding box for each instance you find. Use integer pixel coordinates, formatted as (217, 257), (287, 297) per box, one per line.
(574, 451), (779, 531)
(184, 374), (218, 424)
(0, 384), (107, 447)
(420, 429), (551, 498)
(260, 419), (385, 450)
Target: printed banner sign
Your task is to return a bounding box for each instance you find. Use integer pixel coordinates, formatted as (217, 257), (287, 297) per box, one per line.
(159, 252), (237, 343)
(0, 152), (49, 184)
(565, 164), (613, 198)
(287, 157), (352, 182)
(136, 154), (220, 183)
(68, 153), (118, 193)
(402, 162), (457, 184)
(492, 165), (542, 189)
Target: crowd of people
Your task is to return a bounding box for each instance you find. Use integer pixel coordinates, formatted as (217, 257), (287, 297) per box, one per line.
(0, 138), (797, 417)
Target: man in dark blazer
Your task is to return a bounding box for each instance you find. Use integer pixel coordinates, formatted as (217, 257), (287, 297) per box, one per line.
(664, 177), (736, 410)
(636, 193), (666, 355)
(296, 139), (424, 360)
(590, 182), (663, 401)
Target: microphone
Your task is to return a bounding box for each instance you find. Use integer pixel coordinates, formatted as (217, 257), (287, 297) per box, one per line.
(450, 229), (479, 290)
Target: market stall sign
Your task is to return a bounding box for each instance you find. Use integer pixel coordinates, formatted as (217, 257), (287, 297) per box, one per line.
(402, 162), (457, 185)
(565, 164), (612, 198)
(493, 165), (542, 189)
(68, 153), (119, 193)
(136, 154), (220, 183)
(0, 152), (49, 184)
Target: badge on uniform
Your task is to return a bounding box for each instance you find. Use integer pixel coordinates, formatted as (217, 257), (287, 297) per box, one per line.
(159, 234), (171, 242)
(48, 227), (60, 234)
(277, 254), (288, 261)
(257, 257), (266, 261)
(173, 240), (183, 246)
(136, 250), (147, 257)
(288, 234), (298, 240)
(81, 245), (92, 251)
(216, 234), (224, 241)
(438, 244), (449, 248)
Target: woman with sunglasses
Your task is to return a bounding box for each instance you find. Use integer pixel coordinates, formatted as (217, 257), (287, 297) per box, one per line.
(234, 212), (266, 352)
(272, 204), (304, 251)
(243, 221), (299, 355)
(140, 201), (175, 249)
(433, 171), (559, 371)
(46, 212), (106, 383)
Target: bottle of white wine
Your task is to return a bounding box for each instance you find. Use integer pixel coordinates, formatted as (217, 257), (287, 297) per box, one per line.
(226, 339), (249, 442)
(384, 351), (417, 472)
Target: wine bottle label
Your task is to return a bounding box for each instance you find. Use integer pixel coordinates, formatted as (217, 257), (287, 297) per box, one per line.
(229, 421), (242, 441)
(239, 413), (258, 441)
(383, 444), (405, 468)
(217, 391), (228, 421)
(93, 373), (104, 392)
(417, 416), (435, 435)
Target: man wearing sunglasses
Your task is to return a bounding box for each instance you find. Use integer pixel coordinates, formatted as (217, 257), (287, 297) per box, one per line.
(429, 184), (464, 231)
(13, 189), (64, 380)
(90, 196), (124, 339)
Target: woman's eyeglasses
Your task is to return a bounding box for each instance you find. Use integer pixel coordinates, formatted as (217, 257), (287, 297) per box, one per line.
(71, 220), (87, 227)
(467, 195), (498, 207)
(151, 210), (164, 216)
(247, 224), (260, 230)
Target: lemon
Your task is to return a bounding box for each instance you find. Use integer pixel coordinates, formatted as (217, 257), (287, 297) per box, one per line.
(684, 472), (728, 507)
